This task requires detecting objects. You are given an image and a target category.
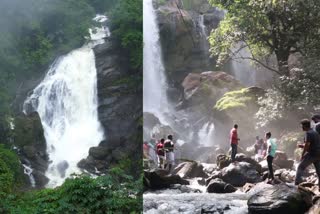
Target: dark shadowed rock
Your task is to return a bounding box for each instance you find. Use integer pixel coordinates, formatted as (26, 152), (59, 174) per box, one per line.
(221, 162), (262, 187)
(88, 146), (109, 160)
(205, 170), (223, 186)
(217, 154), (231, 169)
(206, 178), (236, 193)
(274, 151), (294, 169)
(144, 169), (189, 190)
(248, 184), (313, 214)
(14, 113), (49, 188)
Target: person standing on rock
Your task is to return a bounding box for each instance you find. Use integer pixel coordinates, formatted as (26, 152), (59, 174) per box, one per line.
(230, 124), (240, 162)
(164, 135), (175, 171)
(265, 132), (277, 183)
(311, 114), (320, 134)
(156, 138), (165, 169)
(295, 119), (320, 188)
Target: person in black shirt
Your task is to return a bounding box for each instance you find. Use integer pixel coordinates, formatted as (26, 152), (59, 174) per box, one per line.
(295, 119), (320, 188)
(311, 114), (320, 134)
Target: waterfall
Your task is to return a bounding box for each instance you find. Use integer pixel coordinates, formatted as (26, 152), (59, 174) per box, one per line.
(230, 44), (257, 86)
(198, 122), (215, 146)
(199, 15), (207, 38)
(23, 15), (108, 187)
(22, 163), (36, 188)
(143, 0), (170, 123)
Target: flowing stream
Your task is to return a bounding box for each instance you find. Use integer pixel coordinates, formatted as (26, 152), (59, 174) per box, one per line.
(23, 15), (108, 187)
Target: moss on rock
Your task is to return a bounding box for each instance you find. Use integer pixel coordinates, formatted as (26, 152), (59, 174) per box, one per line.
(214, 88), (254, 111)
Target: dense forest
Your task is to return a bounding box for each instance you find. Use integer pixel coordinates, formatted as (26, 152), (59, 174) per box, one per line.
(0, 0), (142, 213)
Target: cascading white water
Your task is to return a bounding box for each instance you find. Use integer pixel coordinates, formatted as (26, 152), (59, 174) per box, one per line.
(198, 122), (215, 146)
(23, 15), (108, 187)
(199, 15), (206, 37)
(22, 163), (36, 187)
(143, 0), (170, 122)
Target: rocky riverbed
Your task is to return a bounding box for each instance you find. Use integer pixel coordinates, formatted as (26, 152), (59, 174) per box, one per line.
(143, 151), (320, 214)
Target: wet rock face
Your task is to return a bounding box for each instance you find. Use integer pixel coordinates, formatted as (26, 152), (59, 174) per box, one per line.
(94, 39), (142, 146)
(247, 184), (313, 214)
(14, 113), (49, 188)
(144, 169), (189, 190)
(76, 38), (142, 176)
(155, 0), (223, 86)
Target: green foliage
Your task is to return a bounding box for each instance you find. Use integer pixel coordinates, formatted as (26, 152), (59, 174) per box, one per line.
(279, 132), (304, 157)
(255, 89), (286, 128)
(0, 144), (25, 193)
(86, 0), (118, 13)
(256, 58), (320, 128)
(208, 0), (320, 75)
(110, 0), (142, 70)
(214, 88), (253, 111)
(1, 168), (142, 213)
(0, 0), (95, 142)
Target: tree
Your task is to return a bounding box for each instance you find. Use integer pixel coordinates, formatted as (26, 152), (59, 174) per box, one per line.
(208, 0), (320, 76)
(110, 0), (142, 70)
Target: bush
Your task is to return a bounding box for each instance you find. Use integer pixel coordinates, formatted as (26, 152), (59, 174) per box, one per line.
(0, 167), (142, 213)
(278, 132), (304, 158)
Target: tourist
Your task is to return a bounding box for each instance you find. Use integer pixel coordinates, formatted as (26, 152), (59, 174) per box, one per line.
(156, 138), (165, 169)
(254, 136), (266, 162)
(230, 124), (240, 162)
(265, 132), (277, 183)
(164, 135), (175, 171)
(148, 134), (158, 166)
(311, 114), (320, 134)
(295, 119), (320, 188)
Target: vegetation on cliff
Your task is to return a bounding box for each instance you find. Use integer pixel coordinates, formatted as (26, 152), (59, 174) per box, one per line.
(0, 0), (143, 211)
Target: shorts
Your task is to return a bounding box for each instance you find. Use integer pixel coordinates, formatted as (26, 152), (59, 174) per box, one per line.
(165, 152), (175, 164)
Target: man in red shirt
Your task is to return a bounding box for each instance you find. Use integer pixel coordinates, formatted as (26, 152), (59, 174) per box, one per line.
(156, 138), (165, 168)
(230, 124), (240, 162)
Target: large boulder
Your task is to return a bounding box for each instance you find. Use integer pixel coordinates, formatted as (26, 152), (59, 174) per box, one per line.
(274, 151), (294, 169)
(247, 184), (313, 214)
(235, 153), (262, 173)
(221, 162), (262, 187)
(144, 169), (189, 190)
(178, 71), (243, 111)
(173, 161), (208, 179)
(206, 178), (236, 193)
(274, 169), (296, 183)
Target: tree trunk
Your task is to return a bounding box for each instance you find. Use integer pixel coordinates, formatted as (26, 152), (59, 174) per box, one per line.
(275, 51), (290, 76)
